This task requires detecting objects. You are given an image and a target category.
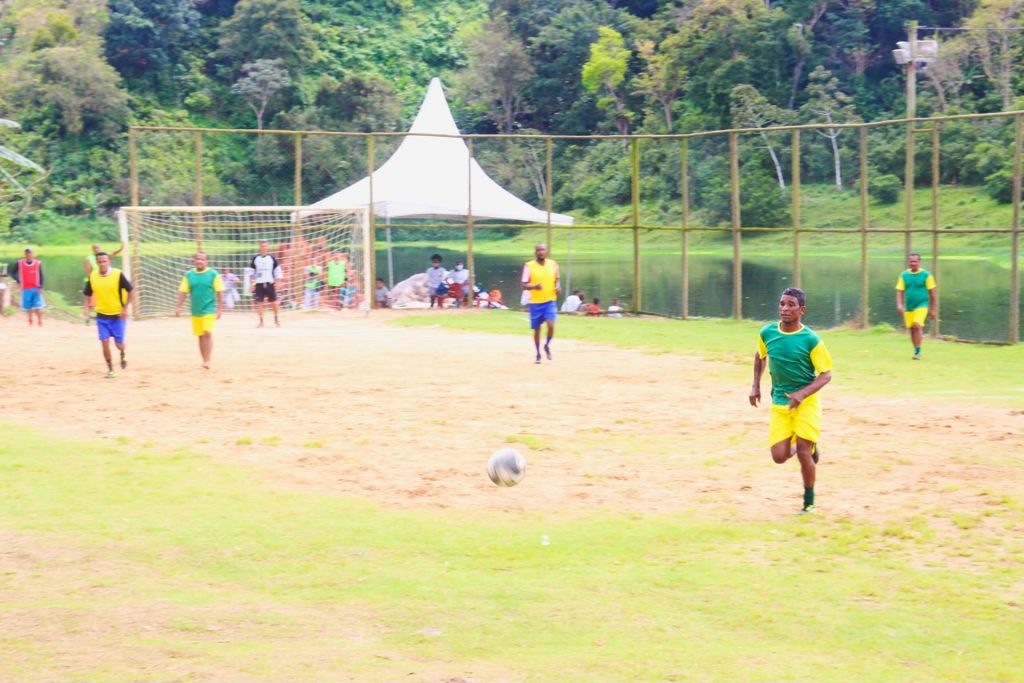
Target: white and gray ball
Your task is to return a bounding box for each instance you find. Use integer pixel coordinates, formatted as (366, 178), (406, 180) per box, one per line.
(487, 448), (527, 487)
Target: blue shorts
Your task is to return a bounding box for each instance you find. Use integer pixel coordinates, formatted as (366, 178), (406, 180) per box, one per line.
(21, 288), (44, 310)
(97, 317), (126, 343)
(528, 301), (557, 329)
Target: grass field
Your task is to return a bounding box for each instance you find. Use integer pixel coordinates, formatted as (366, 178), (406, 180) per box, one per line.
(1, 312), (1022, 681)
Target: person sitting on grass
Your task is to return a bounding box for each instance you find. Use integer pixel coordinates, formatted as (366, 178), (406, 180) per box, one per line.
(560, 289), (583, 313)
(583, 297), (602, 316)
(375, 278), (391, 308)
(607, 298), (624, 318)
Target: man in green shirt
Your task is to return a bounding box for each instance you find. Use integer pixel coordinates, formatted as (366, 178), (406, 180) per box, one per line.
(750, 287), (833, 515)
(175, 252), (224, 370)
(895, 252), (937, 360)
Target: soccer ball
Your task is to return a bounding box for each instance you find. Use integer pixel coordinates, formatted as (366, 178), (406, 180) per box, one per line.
(487, 448), (527, 487)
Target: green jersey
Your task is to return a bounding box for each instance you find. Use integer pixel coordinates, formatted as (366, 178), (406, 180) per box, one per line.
(895, 269), (936, 311)
(757, 323), (833, 406)
(179, 268), (224, 317)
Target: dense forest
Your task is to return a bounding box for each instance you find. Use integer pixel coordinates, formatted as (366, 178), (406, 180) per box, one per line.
(1, 0), (1023, 239)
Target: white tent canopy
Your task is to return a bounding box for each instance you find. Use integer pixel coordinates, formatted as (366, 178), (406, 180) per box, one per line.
(307, 78), (574, 226)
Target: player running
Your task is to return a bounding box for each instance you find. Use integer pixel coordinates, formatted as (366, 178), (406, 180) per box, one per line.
(895, 252), (937, 360)
(175, 252), (224, 370)
(83, 242), (125, 325)
(12, 247), (44, 326)
(83, 252), (133, 378)
(749, 287), (833, 515)
(250, 240), (282, 327)
(521, 243), (560, 364)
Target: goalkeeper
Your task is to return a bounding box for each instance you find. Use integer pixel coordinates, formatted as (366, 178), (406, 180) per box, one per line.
(250, 240), (282, 327)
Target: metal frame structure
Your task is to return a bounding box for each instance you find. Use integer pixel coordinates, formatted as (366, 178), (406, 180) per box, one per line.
(128, 107), (1024, 343)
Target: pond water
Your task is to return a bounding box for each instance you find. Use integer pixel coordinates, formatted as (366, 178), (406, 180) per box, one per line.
(11, 246), (1021, 343)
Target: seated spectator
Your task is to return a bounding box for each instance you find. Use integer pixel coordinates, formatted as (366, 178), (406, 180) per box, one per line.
(560, 289), (584, 313)
(583, 297), (602, 316)
(607, 298), (624, 318)
(375, 278), (391, 308)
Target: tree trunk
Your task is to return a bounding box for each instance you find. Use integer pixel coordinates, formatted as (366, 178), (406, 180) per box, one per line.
(661, 97), (673, 132)
(829, 131), (842, 190)
(761, 132), (786, 191)
(925, 69), (948, 111)
(788, 57), (806, 110)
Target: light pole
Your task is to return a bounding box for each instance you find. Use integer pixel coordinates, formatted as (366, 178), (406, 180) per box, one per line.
(893, 21), (938, 256)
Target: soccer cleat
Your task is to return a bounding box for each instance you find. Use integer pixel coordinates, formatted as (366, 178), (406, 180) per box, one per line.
(912, 351), (922, 360)
(535, 353), (542, 364)
(106, 370), (116, 379)
(544, 345), (552, 361)
(799, 504), (816, 515)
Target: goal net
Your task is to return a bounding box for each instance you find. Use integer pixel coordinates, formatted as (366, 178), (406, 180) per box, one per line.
(118, 206), (370, 319)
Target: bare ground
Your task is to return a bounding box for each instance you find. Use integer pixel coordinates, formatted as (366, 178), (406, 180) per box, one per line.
(2, 311), (1021, 524)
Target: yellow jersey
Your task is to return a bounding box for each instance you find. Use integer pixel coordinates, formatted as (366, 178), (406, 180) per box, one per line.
(522, 258), (559, 304)
(85, 268), (132, 317)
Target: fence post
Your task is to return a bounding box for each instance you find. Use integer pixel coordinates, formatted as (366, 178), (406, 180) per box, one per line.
(367, 135), (377, 306)
(294, 133), (302, 206)
(904, 119), (915, 257)
(129, 127), (139, 207)
(1011, 114), (1022, 344)
(729, 131), (742, 319)
(681, 138), (690, 319)
(467, 138), (475, 306)
(931, 124), (941, 338)
(631, 137), (641, 314)
(193, 131), (204, 248)
(859, 126), (869, 328)
(545, 138), (553, 250)
(791, 129), (801, 288)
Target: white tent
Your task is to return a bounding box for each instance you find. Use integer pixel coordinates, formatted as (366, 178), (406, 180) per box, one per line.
(307, 78), (574, 226)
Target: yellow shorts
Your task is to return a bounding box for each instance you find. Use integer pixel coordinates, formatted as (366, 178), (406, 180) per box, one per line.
(191, 314), (217, 336)
(903, 307), (928, 328)
(768, 393), (821, 446)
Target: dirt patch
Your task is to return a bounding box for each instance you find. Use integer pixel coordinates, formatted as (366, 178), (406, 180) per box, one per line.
(2, 312), (1022, 526)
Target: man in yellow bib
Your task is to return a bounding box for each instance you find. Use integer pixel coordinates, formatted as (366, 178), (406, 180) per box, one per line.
(521, 243), (560, 364)
(82, 252), (133, 378)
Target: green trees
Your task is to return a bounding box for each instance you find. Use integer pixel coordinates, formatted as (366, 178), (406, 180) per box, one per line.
(800, 66), (858, 190)
(458, 17), (533, 133)
(216, 0), (316, 75)
(581, 26), (632, 135)
(230, 59), (291, 130)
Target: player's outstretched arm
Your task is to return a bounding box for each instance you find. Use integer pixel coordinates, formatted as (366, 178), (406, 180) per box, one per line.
(110, 242), (125, 257)
(750, 352), (764, 406)
(785, 370), (832, 409)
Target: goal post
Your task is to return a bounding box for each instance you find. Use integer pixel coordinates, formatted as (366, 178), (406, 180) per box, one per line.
(119, 205), (371, 319)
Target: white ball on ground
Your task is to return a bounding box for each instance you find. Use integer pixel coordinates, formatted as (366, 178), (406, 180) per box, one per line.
(487, 448), (527, 487)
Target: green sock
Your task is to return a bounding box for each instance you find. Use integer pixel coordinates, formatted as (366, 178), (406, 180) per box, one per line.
(803, 487), (814, 508)
(915, 346), (921, 354)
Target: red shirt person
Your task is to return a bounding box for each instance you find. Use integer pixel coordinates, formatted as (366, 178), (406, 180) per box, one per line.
(12, 247), (45, 326)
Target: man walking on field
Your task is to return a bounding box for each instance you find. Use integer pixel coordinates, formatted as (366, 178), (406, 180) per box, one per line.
(895, 252), (937, 360)
(250, 240), (282, 327)
(83, 252), (133, 378)
(750, 287), (833, 515)
(176, 252), (224, 370)
(12, 248), (44, 326)
(84, 241), (125, 324)
(521, 243), (560, 364)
